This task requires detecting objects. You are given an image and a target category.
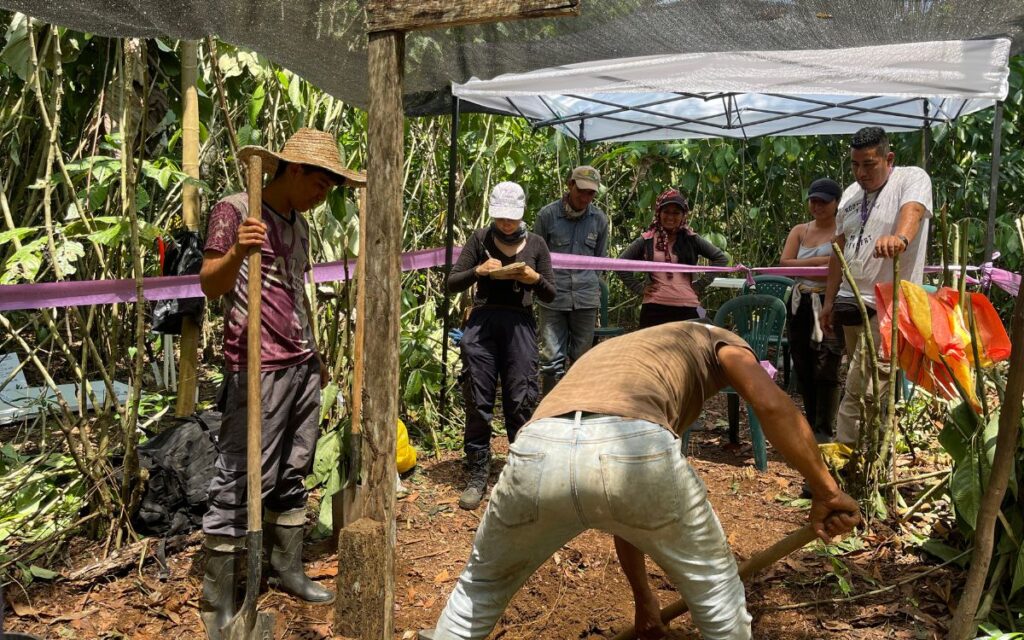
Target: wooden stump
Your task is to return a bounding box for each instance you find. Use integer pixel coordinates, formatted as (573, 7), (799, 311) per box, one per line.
(335, 517), (389, 639)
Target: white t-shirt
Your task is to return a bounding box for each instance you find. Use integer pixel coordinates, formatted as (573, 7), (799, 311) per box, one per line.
(836, 166), (933, 307)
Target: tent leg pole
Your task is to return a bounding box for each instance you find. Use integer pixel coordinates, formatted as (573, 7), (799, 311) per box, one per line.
(578, 119), (586, 164)
(984, 101), (1003, 263)
(919, 99), (930, 172)
(440, 96), (460, 422)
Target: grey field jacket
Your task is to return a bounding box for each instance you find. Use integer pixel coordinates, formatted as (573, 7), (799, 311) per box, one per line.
(533, 197), (609, 311)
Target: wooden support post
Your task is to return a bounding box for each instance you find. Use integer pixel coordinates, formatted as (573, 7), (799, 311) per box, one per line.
(339, 4), (583, 637)
(175, 39), (201, 417)
(335, 30), (404, 640)
(335, 517), (388, 639)
(366, 0), (580, 32)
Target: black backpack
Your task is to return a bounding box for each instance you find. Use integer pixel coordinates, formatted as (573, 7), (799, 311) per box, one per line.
(132, 411), (220, 537)
(151, 228), (206, 334)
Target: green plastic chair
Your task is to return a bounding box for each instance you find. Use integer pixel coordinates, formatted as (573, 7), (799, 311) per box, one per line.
(741, 275), (794, 388)
(684, 294), (786, 471)
(593, 279), (625, 344)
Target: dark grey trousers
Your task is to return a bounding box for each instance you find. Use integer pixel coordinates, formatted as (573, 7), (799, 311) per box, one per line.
(203, 358), (321, 538)
(460, 307), (539, 455)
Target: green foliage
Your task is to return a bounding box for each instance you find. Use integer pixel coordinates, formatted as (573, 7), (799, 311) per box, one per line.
(0, 443), (84, 584)
(1, 18), (1023, 620)
(929, 372), (1024, 628)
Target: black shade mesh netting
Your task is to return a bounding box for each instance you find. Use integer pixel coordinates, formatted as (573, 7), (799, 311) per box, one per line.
(2, 0), (1022, 115)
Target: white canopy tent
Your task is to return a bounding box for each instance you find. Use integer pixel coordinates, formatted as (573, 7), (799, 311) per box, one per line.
(441, 37), (1015, 404)
(452, 38), (1012, 142)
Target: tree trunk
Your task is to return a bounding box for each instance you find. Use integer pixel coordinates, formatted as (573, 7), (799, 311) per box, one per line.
(949, 280), (1024, 639)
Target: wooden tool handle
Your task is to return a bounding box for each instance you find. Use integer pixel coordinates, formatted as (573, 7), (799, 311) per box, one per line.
(246, 156), (263, 534)
(611, 524), (818, 640)
(350, 189), (367, 438)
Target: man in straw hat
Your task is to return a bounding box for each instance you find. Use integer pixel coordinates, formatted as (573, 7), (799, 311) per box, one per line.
(198, 128), (364, 638)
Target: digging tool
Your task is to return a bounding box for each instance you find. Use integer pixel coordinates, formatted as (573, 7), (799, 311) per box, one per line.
(334, 189), (368, 532)
(610, 524), (819, 640)
(222, 156), (275, 640)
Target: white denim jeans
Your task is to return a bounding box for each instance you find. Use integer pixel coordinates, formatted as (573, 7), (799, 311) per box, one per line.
(432, 413), (751, 639)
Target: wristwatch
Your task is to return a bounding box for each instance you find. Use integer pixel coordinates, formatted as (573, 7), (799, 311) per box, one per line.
(896, 234), (910, 248)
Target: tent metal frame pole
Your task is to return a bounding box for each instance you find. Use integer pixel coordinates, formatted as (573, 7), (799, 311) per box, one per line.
(578, 118), (586, 163)
(984, 101), (1003, 262)
(440, 96), (460, 418)
(919, 99), (931, 175)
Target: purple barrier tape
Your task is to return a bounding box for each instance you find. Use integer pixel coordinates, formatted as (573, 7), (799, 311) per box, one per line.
(990, 267), (1021, 297)
(310, 247), (460, 284)
(0, 274), (202, 312)
(0, 245), (1014, 312)
(550, 253), (738, 273)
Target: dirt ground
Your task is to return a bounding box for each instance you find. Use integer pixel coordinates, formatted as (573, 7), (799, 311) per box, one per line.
(6, 399), (956, 640)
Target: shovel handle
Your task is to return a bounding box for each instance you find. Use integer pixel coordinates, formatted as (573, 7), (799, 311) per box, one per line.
(246, 156), (263, 534)
(610, 524), (818, 640)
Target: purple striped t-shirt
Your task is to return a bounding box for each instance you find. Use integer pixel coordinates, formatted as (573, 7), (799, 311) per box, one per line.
(204, 193), (315, 372)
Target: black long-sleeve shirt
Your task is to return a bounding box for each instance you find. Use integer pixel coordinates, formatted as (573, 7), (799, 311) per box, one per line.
(447, 227), (557, 309)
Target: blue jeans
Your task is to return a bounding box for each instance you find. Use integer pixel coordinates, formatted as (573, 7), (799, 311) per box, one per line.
(537, 306), (598, 377)
(431, 414), (751, 639)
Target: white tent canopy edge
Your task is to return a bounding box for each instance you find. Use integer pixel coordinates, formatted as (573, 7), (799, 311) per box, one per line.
(452, 38), (1012, 141)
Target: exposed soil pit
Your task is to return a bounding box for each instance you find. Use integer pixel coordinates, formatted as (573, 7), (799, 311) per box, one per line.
(6, 401), (954, 639)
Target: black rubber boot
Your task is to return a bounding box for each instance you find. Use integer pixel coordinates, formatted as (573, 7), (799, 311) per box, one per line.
(814, 384), (842, 443)
(200, 546), (242, 640)
(459, 449), (491, 510)
(267, 524), (335, 604)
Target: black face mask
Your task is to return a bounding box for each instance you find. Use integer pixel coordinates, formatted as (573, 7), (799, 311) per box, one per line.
(490, 221), (527, 244)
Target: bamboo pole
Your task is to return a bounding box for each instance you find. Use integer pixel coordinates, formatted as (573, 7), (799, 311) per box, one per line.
(175, 39), (201, 417)
(879, 256), (900, 494)
(831, 241), (882, 500)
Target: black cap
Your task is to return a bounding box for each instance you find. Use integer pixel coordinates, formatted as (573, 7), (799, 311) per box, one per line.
(807, 178), (842, 202)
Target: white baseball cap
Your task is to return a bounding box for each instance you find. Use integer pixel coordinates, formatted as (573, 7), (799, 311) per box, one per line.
(488, 181), (526, 220)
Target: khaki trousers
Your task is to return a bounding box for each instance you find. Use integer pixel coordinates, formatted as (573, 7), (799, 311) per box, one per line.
(836, 318), (890, 446)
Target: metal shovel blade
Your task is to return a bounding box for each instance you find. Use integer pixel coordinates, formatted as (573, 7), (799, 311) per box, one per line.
(221, 530), (275, 640)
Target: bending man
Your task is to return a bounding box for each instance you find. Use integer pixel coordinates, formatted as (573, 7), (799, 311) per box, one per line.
(421, 321), (860, 640)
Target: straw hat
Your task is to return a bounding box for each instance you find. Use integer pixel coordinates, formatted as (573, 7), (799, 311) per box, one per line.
(238, 128), (366, 187)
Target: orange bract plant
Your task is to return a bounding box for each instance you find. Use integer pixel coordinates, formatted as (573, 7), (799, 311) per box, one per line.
(876, 282), (1011, 410)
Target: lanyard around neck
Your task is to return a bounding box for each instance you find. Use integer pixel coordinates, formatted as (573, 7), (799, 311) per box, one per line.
(855, 166), (894, 251)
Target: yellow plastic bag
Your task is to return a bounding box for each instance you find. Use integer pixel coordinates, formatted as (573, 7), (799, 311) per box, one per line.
(396, 418), (417, 474)
(818, 442), (853, 471)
